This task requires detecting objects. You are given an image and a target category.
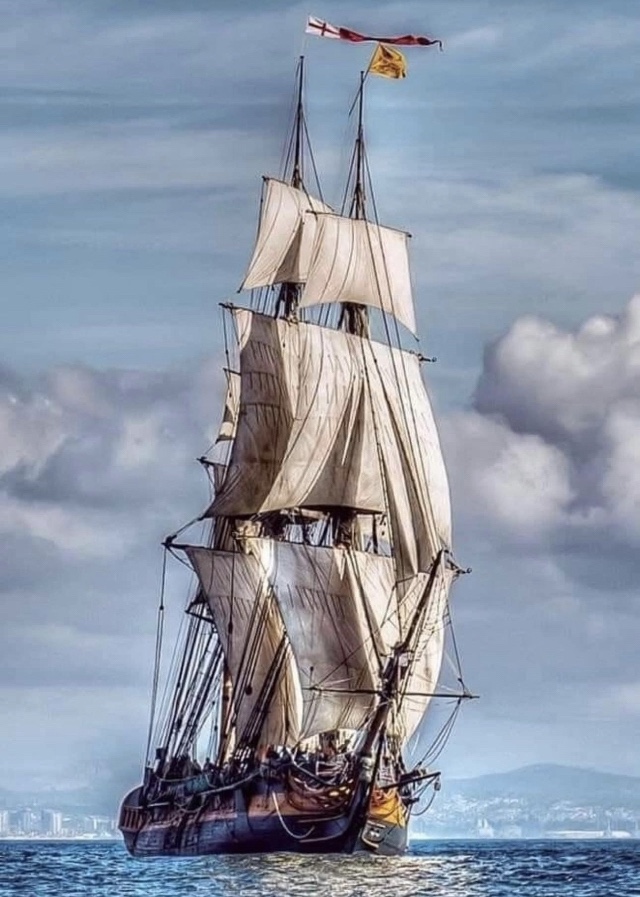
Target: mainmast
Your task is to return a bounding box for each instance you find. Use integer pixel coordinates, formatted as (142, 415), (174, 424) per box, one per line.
(334, 71), (370, 551)
(350, 71), (366, 220)
(341, 71), (370, 339)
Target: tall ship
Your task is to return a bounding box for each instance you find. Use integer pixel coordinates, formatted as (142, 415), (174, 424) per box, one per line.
(119, 45), (472, 858)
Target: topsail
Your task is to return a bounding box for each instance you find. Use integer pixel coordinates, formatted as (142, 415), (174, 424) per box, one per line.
(241, 179), (332, 290)
(206, 309), (451, 579)
(301, 214), (416, 334)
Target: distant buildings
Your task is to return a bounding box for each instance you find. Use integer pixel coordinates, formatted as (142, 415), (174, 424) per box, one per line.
(411, 794), (640, 839)
(0, 808), (117, 839)
(41, 810), (63, 836)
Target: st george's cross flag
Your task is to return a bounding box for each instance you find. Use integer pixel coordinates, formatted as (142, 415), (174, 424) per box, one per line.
(305, 16), (442, 49)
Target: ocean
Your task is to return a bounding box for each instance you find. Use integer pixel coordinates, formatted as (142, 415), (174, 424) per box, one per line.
(1, 839), (637, 897)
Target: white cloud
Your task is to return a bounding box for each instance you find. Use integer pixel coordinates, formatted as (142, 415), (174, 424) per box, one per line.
(444, 410), (572, 541)
(445, 296), (640, 552)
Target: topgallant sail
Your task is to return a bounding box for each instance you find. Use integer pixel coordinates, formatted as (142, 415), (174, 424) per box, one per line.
(119, 54), (472, 858)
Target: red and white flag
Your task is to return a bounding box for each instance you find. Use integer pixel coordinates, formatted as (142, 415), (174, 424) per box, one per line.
(305, 16), (442, 48)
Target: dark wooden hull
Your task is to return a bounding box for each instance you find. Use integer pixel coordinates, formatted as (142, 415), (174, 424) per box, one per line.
(119, 781), (408, 858)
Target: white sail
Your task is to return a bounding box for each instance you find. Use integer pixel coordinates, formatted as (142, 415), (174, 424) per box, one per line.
(248, 539), (397, 738)
(207, 311), (387, 517)
(241, 179), (332, 290)
(209, 310), (297, 515)
(207, 312), (452, 581)
(300, 214), (416, 334)
(364, 339), (452, 577)
(185, 546), (301, 747)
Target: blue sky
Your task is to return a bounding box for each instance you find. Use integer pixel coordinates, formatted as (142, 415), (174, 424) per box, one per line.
(2, 0), (640, 792)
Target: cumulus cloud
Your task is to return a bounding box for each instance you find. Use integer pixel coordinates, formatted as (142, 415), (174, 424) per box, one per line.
(444, 296), (640, 557)
(0, 358), (222, 671)
(0, 361), (220, 549)
(436, 297), (640, 775)
(0, 355), (228, 784)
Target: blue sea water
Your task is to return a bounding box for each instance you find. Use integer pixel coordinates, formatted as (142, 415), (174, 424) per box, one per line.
(0, 840), (638, 897)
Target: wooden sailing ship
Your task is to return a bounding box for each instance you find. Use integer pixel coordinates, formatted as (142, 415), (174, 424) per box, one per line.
(119, 53), (471, 858)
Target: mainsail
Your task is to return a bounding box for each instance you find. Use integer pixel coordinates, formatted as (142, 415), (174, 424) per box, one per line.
(205, 310), (451, 571)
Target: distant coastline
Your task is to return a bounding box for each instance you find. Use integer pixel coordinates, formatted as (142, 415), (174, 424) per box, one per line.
(0, 835), (119, 842)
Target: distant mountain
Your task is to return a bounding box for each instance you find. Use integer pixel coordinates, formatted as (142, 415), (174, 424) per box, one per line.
(2, 762), (640, 819)
(444, 764), (640, 809)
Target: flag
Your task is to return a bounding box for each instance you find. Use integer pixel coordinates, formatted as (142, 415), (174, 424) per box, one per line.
(368, 43), (407, 79)
(305, 16), (442, 48)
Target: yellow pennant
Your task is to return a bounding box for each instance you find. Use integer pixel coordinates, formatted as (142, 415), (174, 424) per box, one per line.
(368, 42), (407, 79)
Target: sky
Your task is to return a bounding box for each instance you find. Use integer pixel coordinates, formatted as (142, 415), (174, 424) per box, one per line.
(2, 0), (640, 796)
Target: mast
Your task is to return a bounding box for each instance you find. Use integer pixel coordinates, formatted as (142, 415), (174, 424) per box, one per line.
(341, 71), (370, 339)
(277, 56), (306, 321)
(350, 71), (366, 220)
(291, 56), (304, 190)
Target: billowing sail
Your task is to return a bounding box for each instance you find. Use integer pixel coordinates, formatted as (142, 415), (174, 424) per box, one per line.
(206, 310), (384, 517)
(206, 311), (451, 577)
(187, 538), (409, 740)
(364, 337), (451, 577)
(241, 179), (332, 290)
(185, 545), (301, 746)
(300, 214), (416, 334)
(248, 539), (398, 737)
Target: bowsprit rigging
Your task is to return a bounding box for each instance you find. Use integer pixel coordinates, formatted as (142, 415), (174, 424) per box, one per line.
(119, 40), (474, 859)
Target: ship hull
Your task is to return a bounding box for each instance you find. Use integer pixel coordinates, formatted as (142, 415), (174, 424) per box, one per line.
(119, 783), (408, 858)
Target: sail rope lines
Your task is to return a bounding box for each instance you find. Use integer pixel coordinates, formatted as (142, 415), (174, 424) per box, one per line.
(358, 138), (455, 741)
(165, 613), (213, 759)
(145, 546), (168, 764)
(362, 142), (444, 564)
(207, 548), (285, 755)
(395, 554), (447, 721)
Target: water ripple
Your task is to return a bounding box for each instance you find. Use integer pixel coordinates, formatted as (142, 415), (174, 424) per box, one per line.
(1, 839), (638, 897)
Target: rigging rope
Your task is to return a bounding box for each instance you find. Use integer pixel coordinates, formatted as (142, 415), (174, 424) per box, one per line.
(145, 547), (167, 764)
